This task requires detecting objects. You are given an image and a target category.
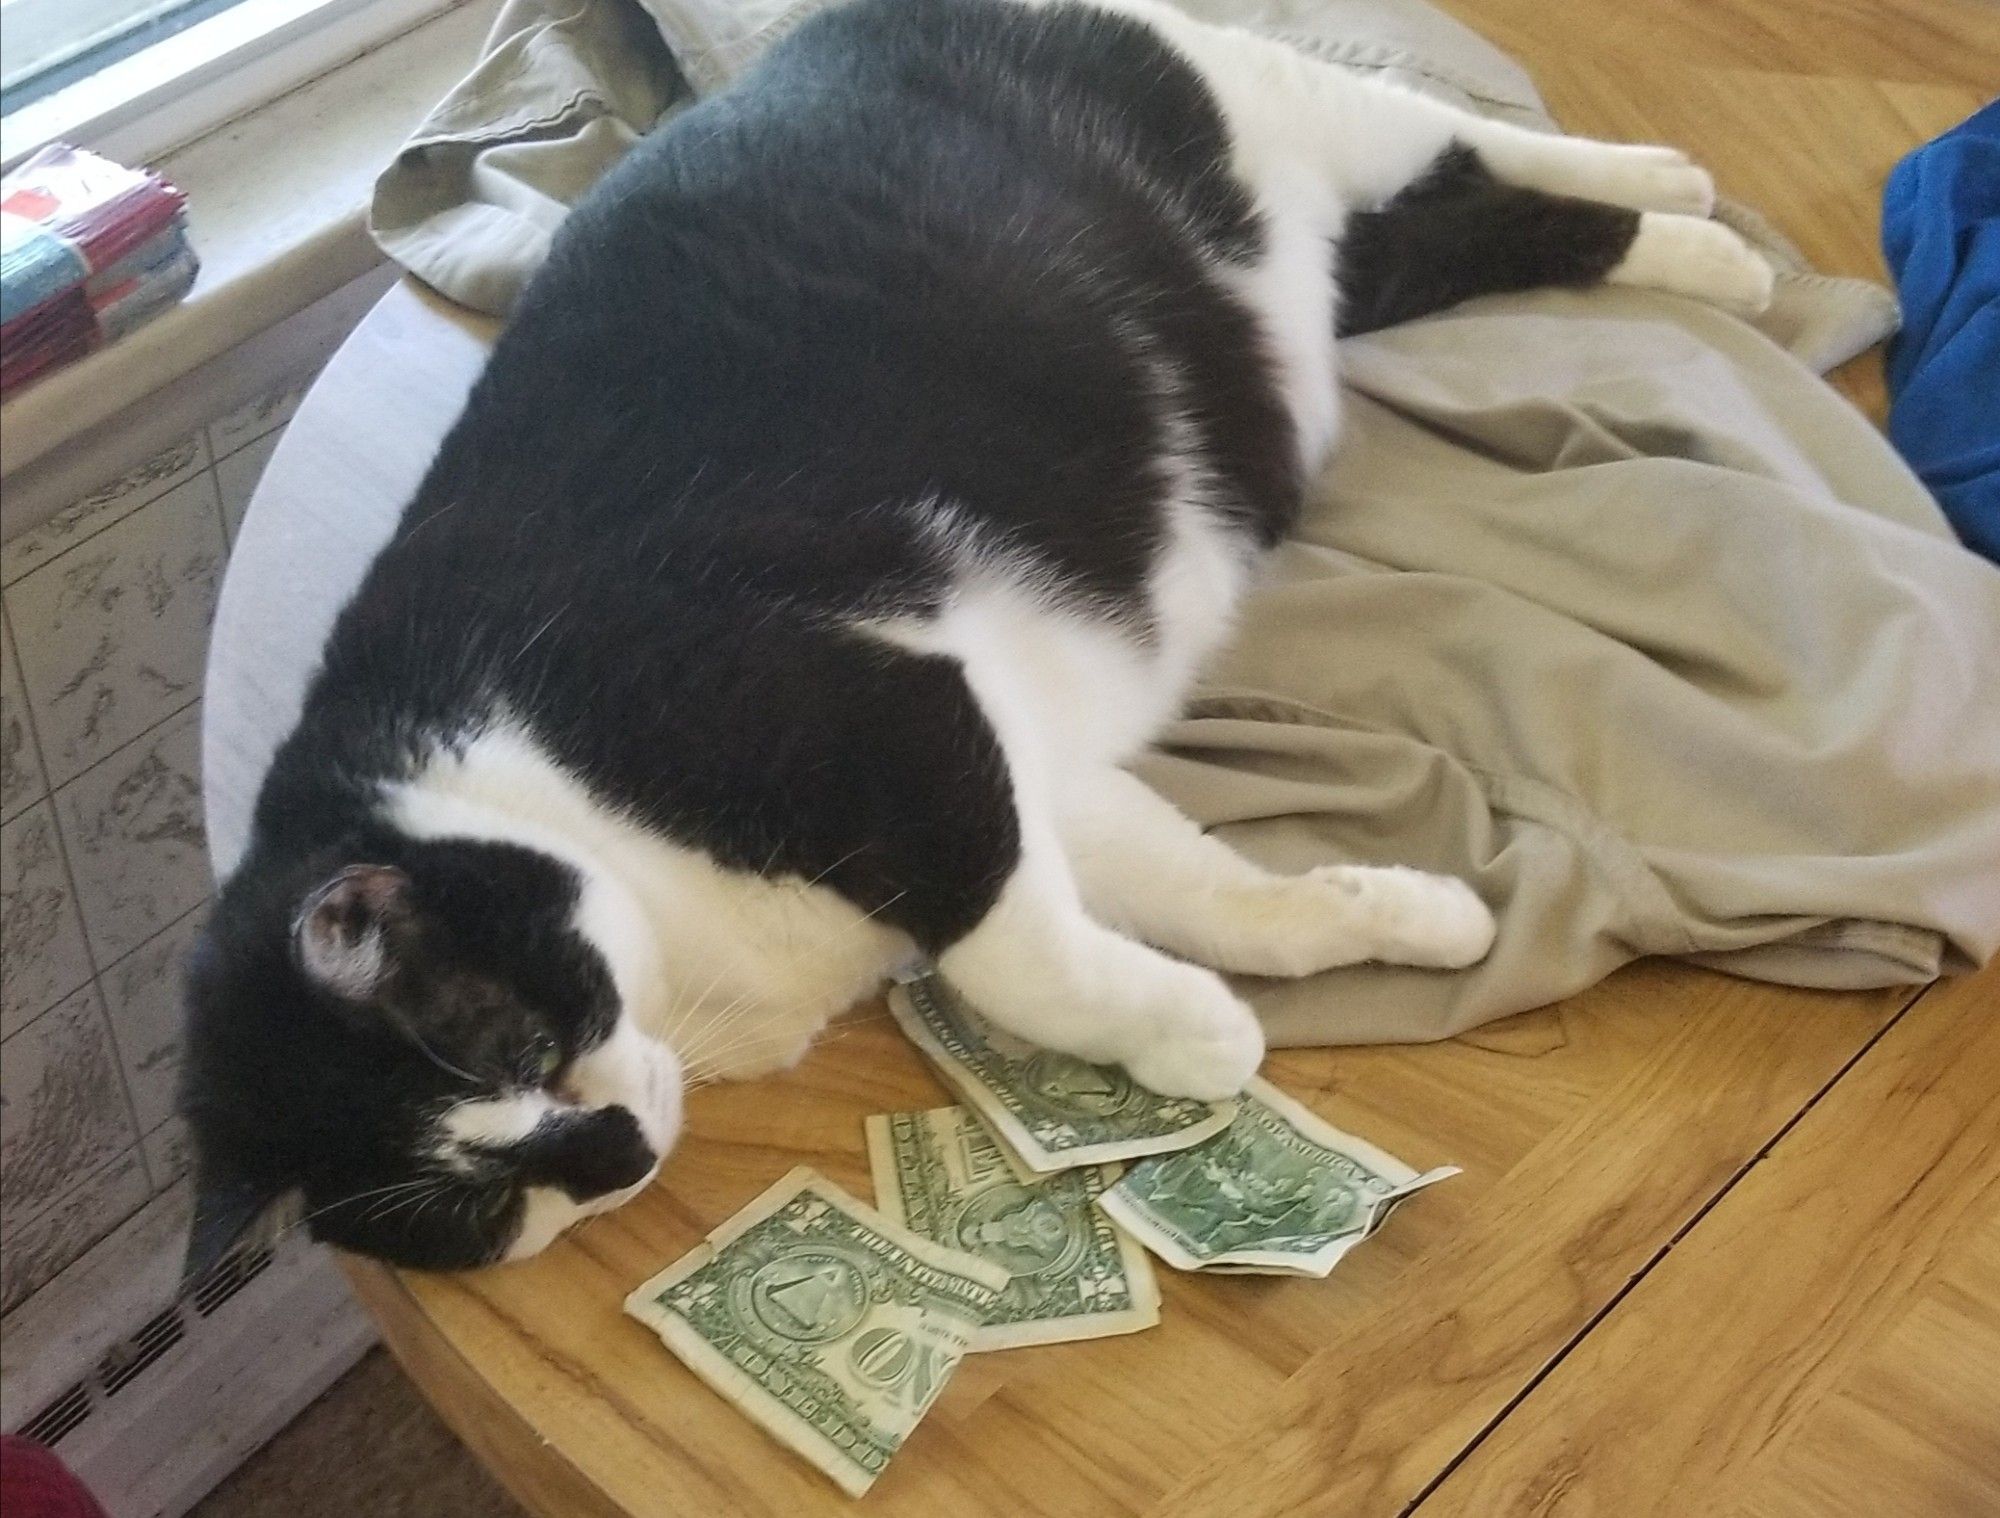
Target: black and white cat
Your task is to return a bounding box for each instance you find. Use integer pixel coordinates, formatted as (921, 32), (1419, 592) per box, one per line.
(181, 0), (1772, 1274)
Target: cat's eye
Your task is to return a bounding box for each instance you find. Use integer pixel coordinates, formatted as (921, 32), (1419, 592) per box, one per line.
(521, 1034), (560, 1086)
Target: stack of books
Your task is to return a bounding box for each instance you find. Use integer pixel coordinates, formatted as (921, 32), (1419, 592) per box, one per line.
(1, 144), (198, 398)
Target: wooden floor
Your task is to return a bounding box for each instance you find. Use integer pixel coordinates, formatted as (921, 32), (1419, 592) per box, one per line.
(1436, 0), (1997, 425)
(346, 0), (2000, 1514)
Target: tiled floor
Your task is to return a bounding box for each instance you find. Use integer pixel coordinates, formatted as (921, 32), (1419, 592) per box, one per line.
(189, 1350), (519, 1518)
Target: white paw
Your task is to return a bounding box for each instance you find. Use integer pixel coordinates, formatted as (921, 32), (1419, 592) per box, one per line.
(1592, 145), (1716, 217)
(1612, 213), (1775, 314)
(1119, 965), (1265, 1101)
(1310, 865), (1498, 969)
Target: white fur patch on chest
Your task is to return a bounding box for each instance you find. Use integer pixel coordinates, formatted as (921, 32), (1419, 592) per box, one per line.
(383, 718), (906, 1067)
(863, 473), (1250, 785)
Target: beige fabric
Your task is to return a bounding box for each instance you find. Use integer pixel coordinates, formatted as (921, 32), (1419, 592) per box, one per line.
(367, 0), (2000, 1043)
(370, 0), (687, 315)
(1140, 293), (2000, 1043)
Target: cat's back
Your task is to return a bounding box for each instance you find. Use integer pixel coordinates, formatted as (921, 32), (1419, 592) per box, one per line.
(380, 0), (1272, 603)
(490, 0), (1257, 422)
(247, 0), (1293, 926)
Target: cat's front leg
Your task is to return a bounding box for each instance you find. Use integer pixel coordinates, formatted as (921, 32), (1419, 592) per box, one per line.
(1060, 766), (1496, 977)
(935, 819), (1265, 1102)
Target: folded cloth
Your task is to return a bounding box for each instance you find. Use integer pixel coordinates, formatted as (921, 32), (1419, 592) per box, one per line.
(1882, 100), (2000, 563)
(1143, 294), (2000, 1043)
(365, 0), (2000, 1042)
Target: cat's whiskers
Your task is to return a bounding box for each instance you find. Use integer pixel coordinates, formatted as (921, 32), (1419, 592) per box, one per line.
(453, 1190), (483, 1247)
(673, 889), (909, 1076)
(402, 1182), (458, 1238)
(672, 996), (772, 1072)
(658, 956), (735, 1043)
(324, 1178), (434, 1223)
(653, 846), (871, 1055)
(360, 1179), (455, 1228)
(657, 945), (760, 1051)
(682, 1022), (839, 1078)
(406, 1028), (480, 1088)
(791, 842), (868, 896)
(671, 985), (774, 1066)
(682, 1008), (893, 1085)
(273, 1176), (446, 1247)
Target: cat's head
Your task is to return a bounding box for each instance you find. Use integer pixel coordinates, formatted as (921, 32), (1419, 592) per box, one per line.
(179, 834), (680, 1276)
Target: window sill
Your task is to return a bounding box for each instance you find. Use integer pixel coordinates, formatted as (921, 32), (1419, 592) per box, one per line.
(2, 0), (469, 173)
(0, 0), (501, 479)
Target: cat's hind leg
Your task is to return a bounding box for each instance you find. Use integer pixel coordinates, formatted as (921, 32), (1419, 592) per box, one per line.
(1453, 128), (1717, 218)
(1606, 212), (1776, 312)
(1058, 766), (1496, 977)
(1405, 94), (1774, 312)
(1337, 147), (1774, 333)
(1126, 2), (1771, 313)
(1374, 112), (1772, 310)
(1125, 0), (1710, 217)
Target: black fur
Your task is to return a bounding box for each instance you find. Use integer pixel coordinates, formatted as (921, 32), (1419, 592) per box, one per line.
(1337, 144), (1641, 335)
(183, 834), (626, 1271)
(184, 0), (1299, 1272)
(250, 0), (1295, 951)
(183, 0), (1656, 1273)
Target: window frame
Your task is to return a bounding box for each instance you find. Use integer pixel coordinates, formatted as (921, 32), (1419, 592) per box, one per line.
(1, 0), (471, 171)
(4, 0), (253, 114)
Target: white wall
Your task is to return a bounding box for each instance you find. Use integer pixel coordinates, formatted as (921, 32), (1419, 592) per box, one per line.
(1, 271), (392, 1511)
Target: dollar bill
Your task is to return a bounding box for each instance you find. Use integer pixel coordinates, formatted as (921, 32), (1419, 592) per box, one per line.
(1096, 1077), (1458, 1276)
(624, 1167), (1007, 1496)
(888, 976), (1237, 1173)
(866, 1107), (1161, 1350)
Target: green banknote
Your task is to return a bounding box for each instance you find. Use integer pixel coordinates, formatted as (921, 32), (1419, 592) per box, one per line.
(1097, 1077), (1458, 1276)
(867, 1106), (1161, 1350)
(624, 1167), (1007, 1496)
(888, 976), (1237, 1173)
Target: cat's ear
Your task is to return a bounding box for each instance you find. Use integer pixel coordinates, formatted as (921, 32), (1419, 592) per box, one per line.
(293, 864), (411, 1000)
(182, 1163), (290, 1285)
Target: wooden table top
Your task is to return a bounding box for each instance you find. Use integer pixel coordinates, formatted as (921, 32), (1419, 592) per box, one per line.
(344, 961), (1999, 1517)
(212, 0), (2000, 1512)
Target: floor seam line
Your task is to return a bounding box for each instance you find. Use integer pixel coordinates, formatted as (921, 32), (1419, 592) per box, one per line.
(1397, 985), (1929, 1516)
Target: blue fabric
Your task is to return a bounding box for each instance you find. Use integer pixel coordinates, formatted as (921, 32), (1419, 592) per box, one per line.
(1882, 99), (2000, 562)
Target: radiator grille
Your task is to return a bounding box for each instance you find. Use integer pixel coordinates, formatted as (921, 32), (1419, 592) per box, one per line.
(18, 1381), (94, 1447)
(14, 1242), (279, 1448)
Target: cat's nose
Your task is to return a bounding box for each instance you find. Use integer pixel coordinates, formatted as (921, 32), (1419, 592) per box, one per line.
(554, 1106), (658, 1202)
